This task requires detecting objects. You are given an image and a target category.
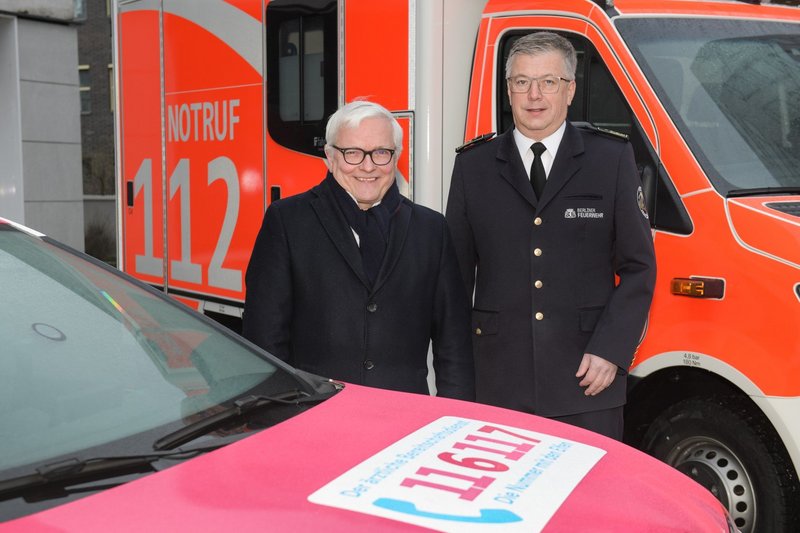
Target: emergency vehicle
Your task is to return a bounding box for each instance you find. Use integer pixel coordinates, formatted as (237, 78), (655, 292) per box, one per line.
(113, 1), (800, 531)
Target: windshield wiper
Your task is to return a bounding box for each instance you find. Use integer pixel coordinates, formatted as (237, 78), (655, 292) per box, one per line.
(153, 389), (337, 451)
(0, 446), (215, 501)
(0, 391), (337, 502)
(727, 186), (800, 198)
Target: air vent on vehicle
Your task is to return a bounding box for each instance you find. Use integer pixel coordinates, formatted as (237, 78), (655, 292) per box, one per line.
(765, 202), (800, 218)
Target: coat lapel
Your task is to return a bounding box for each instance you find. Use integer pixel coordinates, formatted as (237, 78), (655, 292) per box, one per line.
(371, 199), (412, 294)
(537, 122), (584, 212)
(309, 180), (372, 289)
(496, 131), (537, 209)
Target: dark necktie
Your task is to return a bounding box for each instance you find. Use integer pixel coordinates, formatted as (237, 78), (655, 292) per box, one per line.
(530, 142), (547, 200)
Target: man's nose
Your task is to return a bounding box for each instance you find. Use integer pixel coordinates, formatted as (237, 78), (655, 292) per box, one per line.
(527, 81), (543, 98)
(359, 154), (377, 169)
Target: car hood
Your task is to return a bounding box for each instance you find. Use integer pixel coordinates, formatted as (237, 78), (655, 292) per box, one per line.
(1, 385), (728, 532)
(727, 196), (800, 267)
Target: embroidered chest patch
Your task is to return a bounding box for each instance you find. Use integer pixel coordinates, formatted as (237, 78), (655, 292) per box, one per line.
(565, 207), (604, 219)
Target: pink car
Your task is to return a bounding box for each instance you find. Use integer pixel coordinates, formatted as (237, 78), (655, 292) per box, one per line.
(0, 219), (734, 532)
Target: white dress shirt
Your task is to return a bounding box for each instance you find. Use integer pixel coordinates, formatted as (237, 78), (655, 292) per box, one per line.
(512, 121), (567, 181)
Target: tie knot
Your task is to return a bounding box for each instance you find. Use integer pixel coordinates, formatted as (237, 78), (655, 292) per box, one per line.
(531, 142), (546, 157)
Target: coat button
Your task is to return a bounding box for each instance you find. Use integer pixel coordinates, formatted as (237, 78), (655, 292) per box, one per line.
(533, 248), (542, 257)
(534, 217), (542, 226)
(535, 312), (544, 321)
(534, 280), (543, 289)
(364, 360), (375, 370)
(475, 328), (482, 335)
(367, 302), (378, 313)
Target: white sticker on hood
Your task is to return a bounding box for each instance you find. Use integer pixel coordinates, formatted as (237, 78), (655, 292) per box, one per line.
(308, 416), (605, 532)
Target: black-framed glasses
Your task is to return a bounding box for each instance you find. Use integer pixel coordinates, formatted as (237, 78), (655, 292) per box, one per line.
(507, 75), (572, 94)
(330, 145), (396, 166)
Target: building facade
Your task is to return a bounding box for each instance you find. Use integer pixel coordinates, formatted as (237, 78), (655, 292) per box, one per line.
(0, 0), (85, 251)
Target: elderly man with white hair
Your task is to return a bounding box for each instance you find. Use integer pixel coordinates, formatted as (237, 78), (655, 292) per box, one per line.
(244, 100), (475, 400)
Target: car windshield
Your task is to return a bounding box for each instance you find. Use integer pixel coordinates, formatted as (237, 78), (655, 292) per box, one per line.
(0, 223), (315, 476)
(617, 17), (800, 195)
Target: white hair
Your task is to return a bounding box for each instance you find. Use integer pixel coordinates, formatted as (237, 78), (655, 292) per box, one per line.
(325, 100), (403, 157)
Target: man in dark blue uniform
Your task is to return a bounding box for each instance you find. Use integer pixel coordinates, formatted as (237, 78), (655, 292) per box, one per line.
(446, 32), (656, 439)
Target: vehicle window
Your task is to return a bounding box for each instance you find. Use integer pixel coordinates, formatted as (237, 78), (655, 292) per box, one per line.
(496, 30), (691, 234)
(617, 17), (800, 195)
(497, 32), (631, 137)
(0, 227), (306, 474)
(266, 0), (337, 156)
(587, 58), (631, 136)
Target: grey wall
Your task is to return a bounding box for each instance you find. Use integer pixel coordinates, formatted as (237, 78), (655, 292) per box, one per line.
(17, 17), (84, 250)
(0, 15), (24, 223)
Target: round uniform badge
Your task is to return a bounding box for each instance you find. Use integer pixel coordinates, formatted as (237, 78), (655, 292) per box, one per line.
(637, 186), (649, 219)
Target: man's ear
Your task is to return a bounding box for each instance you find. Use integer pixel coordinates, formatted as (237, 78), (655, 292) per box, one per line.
(566, 79), (577, 106)
(323, 146), (334, 170)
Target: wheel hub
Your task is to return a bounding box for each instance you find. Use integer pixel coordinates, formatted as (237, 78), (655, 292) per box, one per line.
(668, 437), (755, 533)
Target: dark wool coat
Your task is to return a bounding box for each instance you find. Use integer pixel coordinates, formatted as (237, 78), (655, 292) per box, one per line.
(446, 122), (656, 416)
(243, 176), (475, 400)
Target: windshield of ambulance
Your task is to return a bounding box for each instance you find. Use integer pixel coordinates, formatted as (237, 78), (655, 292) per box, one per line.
(617, 17), (800, 195)
(0, 225), (310, 475)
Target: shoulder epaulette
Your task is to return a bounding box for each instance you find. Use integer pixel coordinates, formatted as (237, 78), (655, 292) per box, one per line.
(455, 132), (496, 153)
(573, 121), (629, 142)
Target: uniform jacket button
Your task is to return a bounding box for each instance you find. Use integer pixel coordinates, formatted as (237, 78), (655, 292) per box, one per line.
(534, 280), (543, 289)
(533, 248), (543, 257)
(367, 302), (378, 313)
(535, 312), (544, 321)
(475, 327), (482, 335)
(534, 217), (543, 226)
(364, 360), (375, 370)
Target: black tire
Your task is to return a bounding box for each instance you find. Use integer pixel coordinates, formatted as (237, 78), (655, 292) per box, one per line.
(641, 396), (800, 533)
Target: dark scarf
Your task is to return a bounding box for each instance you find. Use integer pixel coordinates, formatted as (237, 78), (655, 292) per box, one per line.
(327, 172), (402, 286)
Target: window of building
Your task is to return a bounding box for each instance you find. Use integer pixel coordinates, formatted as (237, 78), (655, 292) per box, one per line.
(79, 65), (91, 115)
(74, 0), (87, 21)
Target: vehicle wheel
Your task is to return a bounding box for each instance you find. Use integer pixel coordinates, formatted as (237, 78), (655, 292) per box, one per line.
(641, 396), (800, 533)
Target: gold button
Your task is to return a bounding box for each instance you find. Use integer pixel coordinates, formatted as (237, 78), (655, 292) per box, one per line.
(534, 280), (543, 289)
(535, 312), (544, 321)
(475, 328), (482, 335)
(534, 217), (542, 226)
(534, 248), (542, 257)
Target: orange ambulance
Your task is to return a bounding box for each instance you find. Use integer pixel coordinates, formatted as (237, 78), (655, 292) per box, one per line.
(114, 1), (800, 530)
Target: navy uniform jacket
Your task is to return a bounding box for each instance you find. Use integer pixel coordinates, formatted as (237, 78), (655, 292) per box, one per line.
(445, 122), (656, 416)
(243, 176), (475, 401)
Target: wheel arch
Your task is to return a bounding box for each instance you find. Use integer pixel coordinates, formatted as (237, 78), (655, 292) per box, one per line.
(625, 358), (800, 483)
(625, 365), (746, 447)
(625, 362), (800, 532)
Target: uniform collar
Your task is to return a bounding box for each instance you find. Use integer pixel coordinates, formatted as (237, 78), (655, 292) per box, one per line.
(512, 121), (567, 165)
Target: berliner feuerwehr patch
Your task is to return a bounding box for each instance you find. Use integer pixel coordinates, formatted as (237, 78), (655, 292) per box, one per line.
(637, 186), (649, 219)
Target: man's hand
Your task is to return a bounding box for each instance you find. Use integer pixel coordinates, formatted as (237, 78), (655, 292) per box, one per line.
(576, 353), (617, 396)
